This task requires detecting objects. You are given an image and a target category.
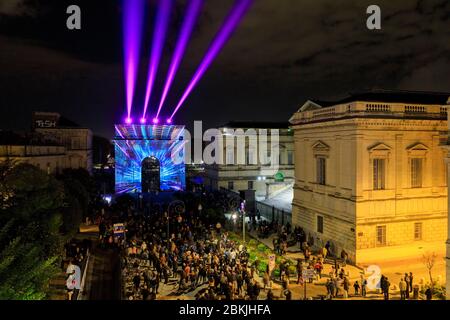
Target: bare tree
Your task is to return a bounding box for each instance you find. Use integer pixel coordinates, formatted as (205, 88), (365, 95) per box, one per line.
(422, 251), (437, 287)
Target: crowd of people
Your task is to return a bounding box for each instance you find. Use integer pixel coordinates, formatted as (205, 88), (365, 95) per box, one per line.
(92, 190), (432, 301)
(119, 212), (275, 300)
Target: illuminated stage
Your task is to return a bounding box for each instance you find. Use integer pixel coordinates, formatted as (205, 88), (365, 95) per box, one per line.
(114, 124), (186, 194)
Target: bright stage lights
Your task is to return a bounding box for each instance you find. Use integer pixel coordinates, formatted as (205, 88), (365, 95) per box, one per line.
(155, 0), (203, 119)
(114, 125), (186, 193)
(142, 0), (172, 120)
(121, 0), (252, 123)
(169, 0), (253, 120)
(125, 117), (133, 124)
(123, 0), (145, 119)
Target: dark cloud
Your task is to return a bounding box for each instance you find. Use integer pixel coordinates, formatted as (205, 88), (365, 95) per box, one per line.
(0, 0), (449, 138)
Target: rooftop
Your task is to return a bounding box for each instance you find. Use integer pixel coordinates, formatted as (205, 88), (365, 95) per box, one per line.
(309, 89), (450, 108)
(220, 121), (290, 129)
(290, 89), (450, 125)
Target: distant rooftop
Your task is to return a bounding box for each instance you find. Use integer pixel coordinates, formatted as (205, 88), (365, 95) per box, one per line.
(58, 116), (82, 128)
(220, 121), (290, 129)
(291, 89), (450, 125)
(309, 89), (450, 107)
(32, 111), (85, 129)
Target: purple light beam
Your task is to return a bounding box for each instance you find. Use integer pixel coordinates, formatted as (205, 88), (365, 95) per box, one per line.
(123, 0), (145, 119)
(142, 0), (172, 120)
(155, 0), (203, 119)
(169, 0), (253, 120)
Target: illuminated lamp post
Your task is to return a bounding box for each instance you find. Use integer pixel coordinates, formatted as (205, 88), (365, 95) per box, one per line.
(241, 200), (246, 243)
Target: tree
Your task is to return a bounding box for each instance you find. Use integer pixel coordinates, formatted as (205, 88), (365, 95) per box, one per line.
(0, 162), (65, 299)
(422, 251), (437, 287)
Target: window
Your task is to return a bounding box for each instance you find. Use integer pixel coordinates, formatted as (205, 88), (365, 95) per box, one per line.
(411, 158), (423, 188)
(373, 159), (386, 190)
(226, 149), (234, 165)
(248, 181), (254, 190)
(376, 225), (386, 246)
(247, 149), (256, 165)
(316, 157), (326, 185)
(71, 137), (81, 150)
(317, 216), (324, 234)
(287, 151), (294, 165)
(228, 181), (234, 190)
(414, 222), (422, 240)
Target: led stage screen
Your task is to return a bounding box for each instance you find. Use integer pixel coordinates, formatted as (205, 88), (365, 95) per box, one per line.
(114, 124), (186, 194)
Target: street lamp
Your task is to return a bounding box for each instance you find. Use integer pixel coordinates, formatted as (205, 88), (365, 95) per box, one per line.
(241, 200), (246, 243)
(198, 203), (202, 218)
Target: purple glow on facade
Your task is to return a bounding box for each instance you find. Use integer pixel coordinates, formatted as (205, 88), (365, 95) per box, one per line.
(166, 118), (172, 124)
(155, 0), (203, 119)
(143, 0), (172, 119)
(125, 117), (133, 124)
(153, 118), (160, 124)
(140, 117), (147, 124)
(123, 0), (145, 118)
(169, 0), (253, 120)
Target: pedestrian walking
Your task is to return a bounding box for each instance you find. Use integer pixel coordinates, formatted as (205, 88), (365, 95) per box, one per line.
(353, 281), (360, 296)
(383, 277), (390, 300)
(399, 278), (407, 300)
(408, 272), (414, 293)
(361, 276), (367, 297)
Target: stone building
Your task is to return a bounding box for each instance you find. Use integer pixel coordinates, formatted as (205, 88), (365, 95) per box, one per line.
(205, 121), (295, 201)
(0, 131), (67, 174)
(442, 97), (450, 300)
(289, 90), (449, 264)
(0, 112), (93, 174)
(32, 112), (93, 173)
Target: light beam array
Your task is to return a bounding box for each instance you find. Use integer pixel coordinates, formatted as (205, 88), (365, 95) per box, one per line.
(142, 0), (172, 124)
(121, 0), (253, 123)
(155, 0), (203, 121)
(169, 0), (252, 121)
(123, 0), (145, 123)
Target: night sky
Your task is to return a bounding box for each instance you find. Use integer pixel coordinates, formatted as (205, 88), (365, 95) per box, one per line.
(0, 0), (449, 138)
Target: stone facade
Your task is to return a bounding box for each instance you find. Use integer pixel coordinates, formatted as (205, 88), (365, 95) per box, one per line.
(443, 100), (450, 300)
(0, 144), (67, 174)
(33, 112), (93, 173)
(0, 112), (93, 174)
(205, 122), (295, 200)
(35, 127), (93, 173)
(290, 91), (449, 264)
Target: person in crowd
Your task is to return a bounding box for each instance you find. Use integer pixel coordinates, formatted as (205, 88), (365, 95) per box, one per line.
(361, 276), (367, 298)
(353, 280), (360, 296)
(425, 287), (433, 300)
(314, 260), (323, 279)
(399, 278), (407, 300)
(404, 273), (410, 299)
(340, 249), (348, 266)
(383, 277), (390, 300)
(296, 259), (303, 284)
(343, 277), (350, 299)
(408, 272), (414, 293)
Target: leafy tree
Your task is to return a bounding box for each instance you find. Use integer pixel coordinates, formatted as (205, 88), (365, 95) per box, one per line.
(0, 162), (65, 299)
